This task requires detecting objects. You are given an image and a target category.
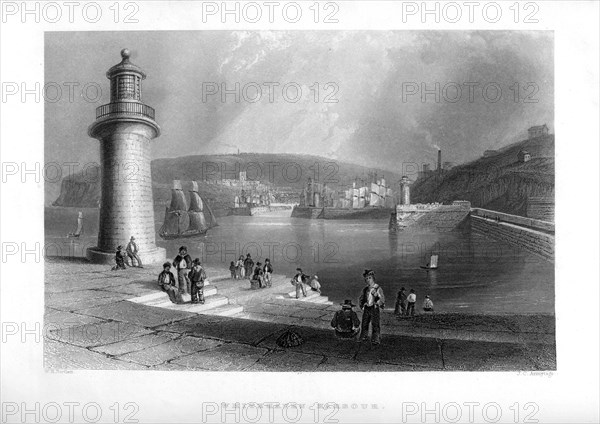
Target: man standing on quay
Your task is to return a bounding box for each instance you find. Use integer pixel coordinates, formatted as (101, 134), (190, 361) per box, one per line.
(359, 269), (385, 345)
(173, 246), (193, 295)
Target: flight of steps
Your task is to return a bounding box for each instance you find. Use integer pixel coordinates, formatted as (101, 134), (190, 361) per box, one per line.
(127, 275), (243, 317)
(229, 286), (334, 327)
(127, 273), (333, 325)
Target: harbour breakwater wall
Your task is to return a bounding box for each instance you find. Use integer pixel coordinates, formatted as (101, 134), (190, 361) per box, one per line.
(291, 206), (393, 220)
(469, 208), (554, 262)
(389, 203), (471, 232)
(291, 206), (323, 219)
(230, 205), (293, 216)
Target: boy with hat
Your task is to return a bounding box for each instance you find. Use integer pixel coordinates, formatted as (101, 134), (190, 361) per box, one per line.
(157, 262), (182, 304)
(330, 300), (361, 339)
(263, 259), (273, 287)
(358, 269), (385, 345)
(406, 289), (417, 316)
(126, 236), (143, 268)
(173, 246), (193, 295)
(292, 268), (308, 299)
(253, 262), (265, 288)
(189, 258), (206, 304)
(394, 287), (407, 316)
(422, 295), (434, 312)
(113, 245), (127, 270)
(244, 253), (254, 280)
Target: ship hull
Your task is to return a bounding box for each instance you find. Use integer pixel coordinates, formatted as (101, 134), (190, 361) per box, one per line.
(159, 229), (208, 240)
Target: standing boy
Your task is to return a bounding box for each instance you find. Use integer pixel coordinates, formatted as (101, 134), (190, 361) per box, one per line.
(406, 289), (417, 316)
(358, 269), (385, 345)
(173, 246), (193, 295)
(189, 258), (206, 304)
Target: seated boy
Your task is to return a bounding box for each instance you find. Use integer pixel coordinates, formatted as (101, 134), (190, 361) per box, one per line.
(330, 300), (361, 339)
(157, 262), (182, 304)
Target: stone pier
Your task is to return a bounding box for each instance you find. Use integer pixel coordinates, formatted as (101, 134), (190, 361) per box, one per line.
(469, 208), (554, 261)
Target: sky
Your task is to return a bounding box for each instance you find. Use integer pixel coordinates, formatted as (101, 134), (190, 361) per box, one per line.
(45, 30), (553, 172)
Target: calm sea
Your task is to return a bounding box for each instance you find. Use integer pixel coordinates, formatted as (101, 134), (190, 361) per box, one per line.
(45, 206), (554, 314)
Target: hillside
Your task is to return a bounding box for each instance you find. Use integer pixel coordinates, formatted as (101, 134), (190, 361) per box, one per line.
(51, 153), (404, 209)
(411, 135), (554, 217)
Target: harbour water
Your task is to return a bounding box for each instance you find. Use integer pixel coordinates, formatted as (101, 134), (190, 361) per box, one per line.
(45, 206), (554, 314)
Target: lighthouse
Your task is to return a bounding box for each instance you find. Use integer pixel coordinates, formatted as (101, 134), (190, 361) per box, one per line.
(400, 176), (411, 206)
(86, 49), (166, 264)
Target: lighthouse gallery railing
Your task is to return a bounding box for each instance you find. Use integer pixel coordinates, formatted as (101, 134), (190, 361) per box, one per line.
(96, 102), (155, 120)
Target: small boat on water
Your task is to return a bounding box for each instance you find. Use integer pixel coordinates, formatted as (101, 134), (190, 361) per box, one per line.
(67, 211), (84, 238)
(420, 254), (439, 270)
(159, 180), (218, 240)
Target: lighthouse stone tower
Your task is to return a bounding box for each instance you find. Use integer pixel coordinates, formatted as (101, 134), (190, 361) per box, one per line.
(400, 176), (411, 206)
(86, 49), (166, 264)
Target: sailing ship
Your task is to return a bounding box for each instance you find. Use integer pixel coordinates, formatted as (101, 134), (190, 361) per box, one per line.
(159, 180), (218, 240)
(346, 174), (393, 209)
(67, 211), (84, 238)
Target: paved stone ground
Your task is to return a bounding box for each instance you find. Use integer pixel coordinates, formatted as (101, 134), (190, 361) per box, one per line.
(44, 258), (556, 372)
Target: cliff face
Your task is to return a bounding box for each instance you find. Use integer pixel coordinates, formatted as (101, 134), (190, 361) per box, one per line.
(52, 175), (102, 207)
(411, 135), (554, 217)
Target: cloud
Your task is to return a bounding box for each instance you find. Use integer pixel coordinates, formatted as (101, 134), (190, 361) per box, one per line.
(45, 30), (553, 173)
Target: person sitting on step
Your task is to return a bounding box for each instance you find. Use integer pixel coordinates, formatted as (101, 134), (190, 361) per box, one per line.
(309, 275), (322, 294)
(330, 300), (361, 339)
(112, 245), (127, 271)
(157, 262), (183, 304)
(422, 295), (434, 312)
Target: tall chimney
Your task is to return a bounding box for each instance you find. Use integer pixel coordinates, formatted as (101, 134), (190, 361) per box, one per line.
(437, 149), (442, 173)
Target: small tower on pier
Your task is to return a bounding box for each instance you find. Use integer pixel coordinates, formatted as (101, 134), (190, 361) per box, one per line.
(400, 176), (411, 206)
(86, 49), (166, 264)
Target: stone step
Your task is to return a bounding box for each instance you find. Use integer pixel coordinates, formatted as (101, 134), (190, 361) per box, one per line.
(266, 297), (330, 309)
(127, 291), (167, 304)
(147, 293), (227, 311)
(208, 273), (231, 283)
(200, 304), (244, 317)
(137, 286), (218, 306)
(312, 296), (333, 305)
(285, 290), (323, 302)
(167, 295), (230, 313)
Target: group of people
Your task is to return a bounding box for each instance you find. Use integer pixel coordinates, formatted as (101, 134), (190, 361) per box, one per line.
(393, 287), (434, 316)
(230, 254), (255, 280)
(290, 268), (321, 298)
(229, 254), (275, 289)
(112, 236), (143, 270)
(112, 241), (435, 345)
(330, 269), (384, 344)
(330, 270), (435, 345)
(158, 246), (207, 305)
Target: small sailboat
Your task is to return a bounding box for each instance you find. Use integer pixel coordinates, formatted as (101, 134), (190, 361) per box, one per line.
(67, 211), (84, 238)
(420, 254), (439, 270)
(159, 180), (218, 240)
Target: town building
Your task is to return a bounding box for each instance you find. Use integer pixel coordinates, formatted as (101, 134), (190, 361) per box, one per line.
(528, 124), (549, 139)
(517, 150), (532, 163)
